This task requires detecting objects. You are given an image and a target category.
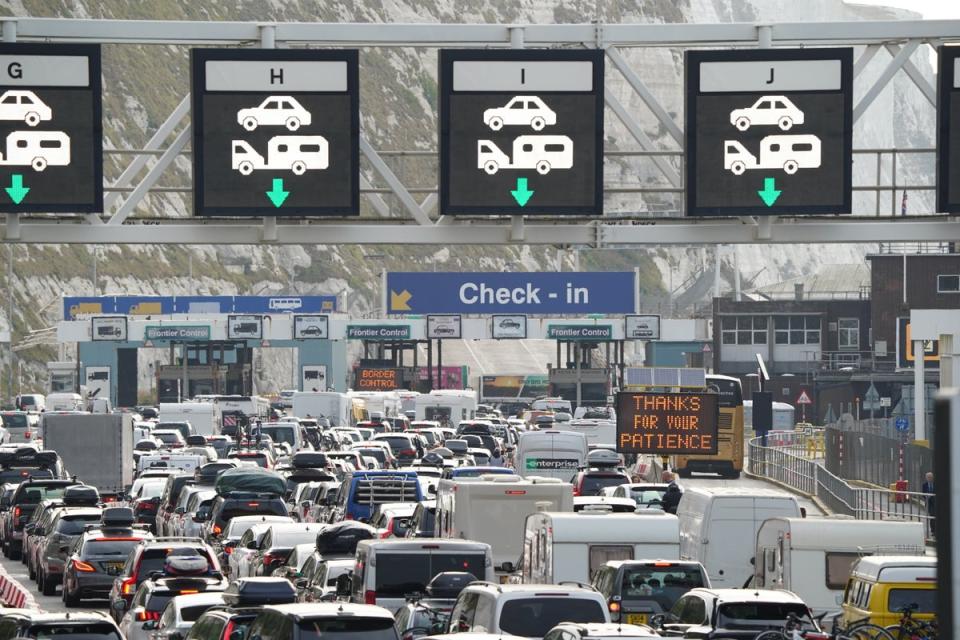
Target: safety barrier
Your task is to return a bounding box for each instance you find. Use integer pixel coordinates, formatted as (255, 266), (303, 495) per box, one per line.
(0, 567), (37, 609)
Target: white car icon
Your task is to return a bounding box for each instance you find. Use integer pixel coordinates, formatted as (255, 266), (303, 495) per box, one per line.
(483, 96), (557, 131)
(237, 96), (312, 131)
(729, 95), (805, 132)
(0, 91), (53, 127)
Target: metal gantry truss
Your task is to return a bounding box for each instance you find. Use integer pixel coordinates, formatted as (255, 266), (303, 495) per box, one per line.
(1, 17), (959, 246)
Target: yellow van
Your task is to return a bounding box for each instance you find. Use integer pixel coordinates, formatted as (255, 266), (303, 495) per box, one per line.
(840, 555), (936, 627)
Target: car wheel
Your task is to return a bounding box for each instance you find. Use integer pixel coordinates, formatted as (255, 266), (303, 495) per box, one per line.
(735, 116), (750, 131)
(488, 116), (503, 131)
(41, 571), (57, 596)
(483, 160), (499, 175)
(237, 161), (254, 176)
(24, 112), (40, 127)
(530, 116), (546, 131)
(28, 558), (35, 580)
(783, 160), (799, 175)
(291, 160), (307, 176)
(242, 116), (258, 131)
(778, 116), (793, 131)
(730, 161), (746, 176)
(285, 117), (301, 131)
(9, 545), (20, 561)
(536, 160), (551, 175)
(63, 584), (80, 607)
(2, 540), (8, 558)
(31, 156), (47, 172)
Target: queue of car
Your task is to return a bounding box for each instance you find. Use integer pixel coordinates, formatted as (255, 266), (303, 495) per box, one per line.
(0, 402), (934, 640)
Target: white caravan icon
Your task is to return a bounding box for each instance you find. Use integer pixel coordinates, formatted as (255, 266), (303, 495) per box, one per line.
(483, 96), (557, 131)
(231, 135), (329, 176)
(0, 131), (71, 171)
(729, 96), (805, 131)
(0, 91), (53, 127)
(237, 96), (312, 131)
(724, 134), (821, 175)
(477, 135), (573, 175)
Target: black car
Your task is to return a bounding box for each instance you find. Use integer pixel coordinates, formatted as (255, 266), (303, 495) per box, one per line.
(207, 492), (289, 539)
(61, 509), (154, 605)
(0, 447), (66, 484)
(244, 603), (398, 640)
(36, 506), (104, 595)
(2, 477), (76, 560)
(0, 610), (122, 640)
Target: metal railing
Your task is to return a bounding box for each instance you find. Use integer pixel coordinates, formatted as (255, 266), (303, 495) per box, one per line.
(748, 432), (935, 538)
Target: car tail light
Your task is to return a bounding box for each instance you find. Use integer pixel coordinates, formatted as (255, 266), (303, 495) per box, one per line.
(223, 546), (233, 555)
(608, 601), (620, 613)
(212, 524), (222, 536)
(13, 506), (21, 520)
(400, 449), (416, 457)
(121, 577), (136, 595)
(247, 502), (260, 507)
(223, 621), (237, 640)
(344, 514), (353, 521)
(179, 589), (199, 595)
(364, 590), (376, 605)
(24, 431), (31, 439)
(380, 520), (393, 539)
(136, 611), (160, 622)
(263, 553), (276, 566)
(72, 559), (96, 573)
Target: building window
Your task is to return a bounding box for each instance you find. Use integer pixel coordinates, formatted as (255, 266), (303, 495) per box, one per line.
(720, 316), (767, 345)
(838, 318), (860, 350)
(774, 316), (821, 345)
(937, 274), (960, 293)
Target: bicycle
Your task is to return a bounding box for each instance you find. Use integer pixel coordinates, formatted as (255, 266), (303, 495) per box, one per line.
(753, 612), (896, 640)
(884, 604), (938, 640)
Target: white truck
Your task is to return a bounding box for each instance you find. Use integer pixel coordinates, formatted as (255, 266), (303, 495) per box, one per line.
(514, 430), (588, 481)
(434, 474), (573, 571)
(41, 413), (133, 499)
(292, 391), (351, 426)
(159, 402), (222, 437)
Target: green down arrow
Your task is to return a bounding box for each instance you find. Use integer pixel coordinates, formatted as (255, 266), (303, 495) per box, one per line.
(757, 177), (782, 207)
(266, 177), (289, 208)
(511, 177), (534, 207)
(5, 174), (29, 205)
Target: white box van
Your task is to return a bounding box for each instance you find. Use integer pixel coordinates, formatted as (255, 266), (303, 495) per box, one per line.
(159, 402), (222, 437)
(292, 391), (351, 426)
(352, 538), (494, 612)
(435, 474), (573, 571)
(17, 394), (44, 412)
(676, 487), (800, 588)
(753, 516), (925, 617)
(521, 511), (680, 585)
(515, 430), (588, 481)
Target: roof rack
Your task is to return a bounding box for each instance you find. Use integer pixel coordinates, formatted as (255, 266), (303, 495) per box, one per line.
(857, 544), (926, 557)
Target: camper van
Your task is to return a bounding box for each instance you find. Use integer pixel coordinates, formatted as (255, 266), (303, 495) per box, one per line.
(414, 389), (477, 425)
(349, 391), (401, 418)
(724, 134), (821, 176)
(531, 397), (573, 413)
(754, 517), (925, 617)
(435, 474), (573, 571)
(555, 418), (617, 446)
(521, 511), (680, 585)
(515, 430), (588, 481)
(478, 135), (574, 175)
(840, 555), (936, 627)
(159, 402), (222, 437)
(292, 391), (351, 426)
(0, 130), (71, 171)
(232, 135), (329, 175)
(676, 487), (801, 588)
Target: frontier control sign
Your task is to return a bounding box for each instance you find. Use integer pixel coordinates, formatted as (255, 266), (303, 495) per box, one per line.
(616, 392), (719, 455)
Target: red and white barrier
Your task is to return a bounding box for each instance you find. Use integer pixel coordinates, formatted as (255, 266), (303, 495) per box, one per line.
(0, 566), (38, 610)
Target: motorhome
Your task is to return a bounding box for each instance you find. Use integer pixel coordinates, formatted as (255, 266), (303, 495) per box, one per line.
(521, 511), (681, 585)
(435, 474), (573, 571)
(514, 430), (588, 481)
(753, 516), (925, 617)
(349, 391), (401, 418)
(159, 402), (222, 437)
(414, 389), (477, 425)
(531, 397), (573, 413)
(292, 391), (351, 426)
(676, 487), (801, 588)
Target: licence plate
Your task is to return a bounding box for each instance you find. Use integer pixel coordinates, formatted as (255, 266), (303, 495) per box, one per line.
(626, 614), (648, 625)
(104, 562), (124, 575)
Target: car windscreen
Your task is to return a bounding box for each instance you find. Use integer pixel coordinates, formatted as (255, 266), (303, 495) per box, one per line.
(620, 565), (707, 606)
(296, 617), (396, 640)
(716, 602), (812, 629)
(498, 597), (606, 637)
(56, 515), (102, 534)
(138, 483), (165, 499)
(260, 426), (296, 446)
(377, 437), (414, 452)
(27, 623), (122, 640)
(374, 552), (486, 596)
(83, 539), (142, 557)
(630, 489), (667, 505)
(182, 603), (221, 622)
(580, 474), (629, 496)
(159, 423), (191, 439)
(155, 432), (181, 444)
(17, 485), (71, 504)
(146, 593), (175, 612)
(2, 413), (28, 428)
(355, 449), (388, 464)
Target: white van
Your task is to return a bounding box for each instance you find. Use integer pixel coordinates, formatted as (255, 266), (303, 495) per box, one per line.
(46, 392), (84, 412)
(531, 397), (573, 413)
(555, 418), (617, 446)
(435, 474), (573, 571)
(515, 430), (588, 481)
(159, 402), (222, 437)
(136, 453), (205, 475)
(292, 391), (351, 426)
(676, 487), (801, 588)
(259, 421), (306, 453)
(352, 538), (494, 611)
(753, 516), (925, 617)
(521, 511), (680, 585)
(17, 394), (45, 412)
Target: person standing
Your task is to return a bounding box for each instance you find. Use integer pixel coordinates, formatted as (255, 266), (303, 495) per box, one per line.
(922, 471), (935, 536)
(661, 471), (683, 515)
(489, 448), (505, 467)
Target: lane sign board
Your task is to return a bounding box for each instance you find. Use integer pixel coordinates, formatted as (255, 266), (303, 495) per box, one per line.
(545, 324), (613, 341)
(0, 44), (102, 213)
(144, 326), (211, 341)
(937, 47), (960, 213)
(227, 314), (263, 340)
(346, 325), (411, 341)
(896, 416), (910, 432)
(386, 271), (635, 315)
(427, 314), (462, 339)
(685, 48), (853, 216)
(355, 367), (401, 391)
(192, 48), (359, 217)
(440, 49), (604, 215)
(293, 314), (329, 340)
(91, 316), (127, 342)
(616, 391), (720, 455)
(492, 314), (527, 339)
(625, 315), (661, 340)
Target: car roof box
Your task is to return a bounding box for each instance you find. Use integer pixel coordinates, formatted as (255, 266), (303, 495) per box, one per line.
(101, 507), (135, 527)
(586, 449), (620, 468)
(63, 484), (100, 506)
(315, 521), (376, 556)
(186, 435), (207, 446)
(223, 577), (296, 606)
(291, 452), (328, 469)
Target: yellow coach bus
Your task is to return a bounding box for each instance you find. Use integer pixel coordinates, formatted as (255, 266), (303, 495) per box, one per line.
(674, 374), (744, 479)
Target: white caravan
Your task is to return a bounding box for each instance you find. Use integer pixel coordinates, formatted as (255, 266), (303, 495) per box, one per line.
(753, 516), (925, 617)
(435, 474), (573, 571)
(159, 402), (222, 437)
(676, 486), (801, 588)
(514, 430), (588, 481)
(554, 418), (617, 447)
(348, 391), (401, 418)
(414, 389), (477, 425)
(521, 511), (680, 584)
(292, 391), (351, 426)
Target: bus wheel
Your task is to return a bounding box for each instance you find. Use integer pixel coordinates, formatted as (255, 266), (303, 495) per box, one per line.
(487, 117), (503, 131)
(24, 112), (40, 127)
(31, 157), (47, 172)
(242, 116), (258, 131)
(536, 160), (551, 175)
(530, 116), (546, 131)
(735, 116), (750, 131)
(730, 161), (746, 176)
(291, 160), (307, 175)
(783, 160), (799, 175)
(237, 161), (254, 176)
(483, 161), (499, 175)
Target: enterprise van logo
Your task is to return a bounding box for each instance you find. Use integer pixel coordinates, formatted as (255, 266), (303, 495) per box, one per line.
(525, 457), (580, 470)
(347, 325), (411, 340)
(546, 325), (612, 340)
